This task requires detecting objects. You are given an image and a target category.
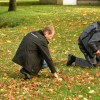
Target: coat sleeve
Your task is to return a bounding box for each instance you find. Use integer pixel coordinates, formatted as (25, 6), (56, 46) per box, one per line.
(38, 41), (56, 73)
(88, 31), (100, 53)
(78, 37), (87, 55)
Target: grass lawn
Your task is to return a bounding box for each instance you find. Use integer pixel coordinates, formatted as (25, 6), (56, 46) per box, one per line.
(0, 4), (100, 100)
(0, 0), (39, 2)
(0, 0), (39, 6)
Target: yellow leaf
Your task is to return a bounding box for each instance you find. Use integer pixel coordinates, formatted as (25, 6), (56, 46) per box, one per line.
(1, 33), (6, 36)
(89, 90), (95, 94)
(6, 40), (11, 43)
(78, 95), (83, 98)
(83, 98), (88, 100)
(83, 21), (87, 25)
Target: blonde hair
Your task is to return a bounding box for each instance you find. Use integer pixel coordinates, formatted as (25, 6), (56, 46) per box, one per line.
(43, 25), (55, 34)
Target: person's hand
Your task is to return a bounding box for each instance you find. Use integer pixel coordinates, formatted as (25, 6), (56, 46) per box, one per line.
(53, 73), (63, 81)
(96, 50), (100, 56)
(53, 72), (58, 78)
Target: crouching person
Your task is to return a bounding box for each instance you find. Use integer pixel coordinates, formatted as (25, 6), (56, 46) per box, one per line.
(12, 25), (58, 79)
(67, 21), (100, 68)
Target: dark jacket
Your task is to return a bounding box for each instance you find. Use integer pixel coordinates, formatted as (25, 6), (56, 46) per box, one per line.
(12, 30), (56, 75)
(78, 21), (100, 58)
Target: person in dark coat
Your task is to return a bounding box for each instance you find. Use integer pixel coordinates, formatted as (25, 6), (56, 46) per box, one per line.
(12, 25), (58, 79)
(67, 21), (100, 68)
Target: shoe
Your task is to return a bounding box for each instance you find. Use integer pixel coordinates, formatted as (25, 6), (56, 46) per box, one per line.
(24, 74), (32, 80)
(93, 64), (97, 67)
(67, 54), (75, 66)
(20, 68), (31, 79)
(37, 73), (42, 76)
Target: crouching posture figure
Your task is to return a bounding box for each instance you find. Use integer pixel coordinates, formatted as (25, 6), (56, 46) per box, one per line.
(67, 21), (100, 68)
(12, 25), (58, 79)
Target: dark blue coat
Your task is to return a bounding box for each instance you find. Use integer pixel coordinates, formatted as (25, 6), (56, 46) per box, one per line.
(78, 21), (100, 58)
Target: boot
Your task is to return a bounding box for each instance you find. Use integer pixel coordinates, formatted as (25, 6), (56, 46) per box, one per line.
(67, 54), (76, 66)
(20, 68), (31, 79)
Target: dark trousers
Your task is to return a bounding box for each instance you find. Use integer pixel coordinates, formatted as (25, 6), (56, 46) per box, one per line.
(75, 57), (94, 67)
(75, 55), (100, 68)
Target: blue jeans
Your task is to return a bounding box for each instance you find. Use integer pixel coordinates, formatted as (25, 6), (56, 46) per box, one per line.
(41, 60), (48, 69)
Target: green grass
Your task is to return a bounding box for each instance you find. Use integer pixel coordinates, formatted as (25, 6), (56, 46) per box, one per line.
(0, 0), (39, 6)
(0, 5), (100, 100)
(0, 0), (39, 2)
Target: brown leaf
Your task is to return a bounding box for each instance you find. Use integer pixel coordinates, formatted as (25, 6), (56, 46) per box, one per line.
(8, 94), (14, 100)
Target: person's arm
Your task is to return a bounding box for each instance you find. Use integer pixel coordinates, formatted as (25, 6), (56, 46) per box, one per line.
(88, 31), (100, 53)
(39, 41), (58, 78)
(78, 38), (87, 56)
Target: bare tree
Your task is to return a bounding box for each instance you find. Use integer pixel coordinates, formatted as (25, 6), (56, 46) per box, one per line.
(8, 0), (16, 11)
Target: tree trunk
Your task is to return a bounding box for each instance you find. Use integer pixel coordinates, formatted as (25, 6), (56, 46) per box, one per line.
(8, 0), (16, 11)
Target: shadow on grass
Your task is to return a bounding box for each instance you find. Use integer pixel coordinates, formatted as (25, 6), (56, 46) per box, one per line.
(0, 11), (8, 15)
(0, 22), (8, 29)
(0, 22), (20, 29)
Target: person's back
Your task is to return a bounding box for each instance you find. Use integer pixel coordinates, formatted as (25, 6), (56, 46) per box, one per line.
(79, 21), (100, 40)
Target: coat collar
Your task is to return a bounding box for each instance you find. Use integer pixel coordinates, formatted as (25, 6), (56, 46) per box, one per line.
(38, 30), (49, 44)
(38, 30), (44, 36)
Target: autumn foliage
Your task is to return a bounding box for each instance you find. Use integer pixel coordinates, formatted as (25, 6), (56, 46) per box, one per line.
(0, 5), (100, 100)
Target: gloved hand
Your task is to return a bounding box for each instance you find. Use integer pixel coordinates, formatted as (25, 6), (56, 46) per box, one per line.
(96, 50), (100, 56)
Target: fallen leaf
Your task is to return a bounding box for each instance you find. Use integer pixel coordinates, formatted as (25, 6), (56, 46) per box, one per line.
(89, 90), (95, 94)
(6, 40), (11, 43)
